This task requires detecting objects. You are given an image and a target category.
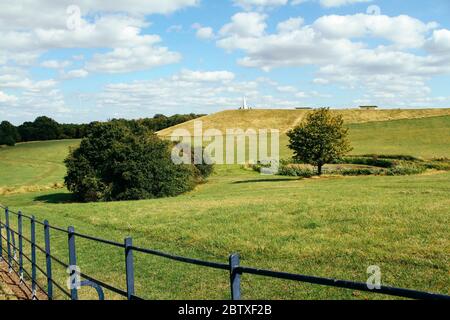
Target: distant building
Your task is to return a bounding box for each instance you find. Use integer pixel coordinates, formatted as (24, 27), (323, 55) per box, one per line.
(359, 106), (379, 110)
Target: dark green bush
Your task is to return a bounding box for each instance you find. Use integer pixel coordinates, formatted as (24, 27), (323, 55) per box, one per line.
(338, 168), (385, 176)
(385, 164), (426, 176)
(278, 165), (314, 178)
(336, 156), (395, 168)
(65, 122), (212, 202)
(360, 154), (421, 161)
(423, 159), (450, 170)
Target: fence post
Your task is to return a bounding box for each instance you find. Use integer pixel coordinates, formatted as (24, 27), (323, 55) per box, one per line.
(229, 253), (241, 300)
(18, 211), (23, 281)
(124, 237), (135, 300)
(68, 226), (78, 300)
(5, 207), (12, 272)
(44, 220), (53, 300)
(30, 215), (37, 299)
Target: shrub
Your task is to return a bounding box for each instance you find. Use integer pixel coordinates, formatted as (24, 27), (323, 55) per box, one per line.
(385, 163), (426, 176)
(65, 122), (212, 202)
(360, 154), (421, 161)
(338, 168), (385, 176)
(424, 161), (450, 171)
(278, 165), (314, 178)
(336, 156), (395, 168)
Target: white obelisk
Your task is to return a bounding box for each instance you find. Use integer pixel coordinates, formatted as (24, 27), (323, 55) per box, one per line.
(242, 96), (248, 109)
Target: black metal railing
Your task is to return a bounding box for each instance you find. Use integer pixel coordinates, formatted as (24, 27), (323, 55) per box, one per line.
(0, 204), (449, 300)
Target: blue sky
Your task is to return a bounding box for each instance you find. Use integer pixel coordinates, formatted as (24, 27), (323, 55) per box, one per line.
(0, 0), (450, 124)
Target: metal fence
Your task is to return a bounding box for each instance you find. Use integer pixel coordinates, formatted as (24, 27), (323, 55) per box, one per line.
(0, 205), (449, 300)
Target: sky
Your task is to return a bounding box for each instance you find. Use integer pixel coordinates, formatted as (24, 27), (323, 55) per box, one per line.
(0, 0), (450, 124)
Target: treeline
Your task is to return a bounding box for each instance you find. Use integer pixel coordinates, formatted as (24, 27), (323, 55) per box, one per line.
(0, 113), (204, 146)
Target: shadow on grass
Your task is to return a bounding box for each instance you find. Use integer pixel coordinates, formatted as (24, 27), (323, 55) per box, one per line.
(34, 193), (75, 204)
(233, 178), (299, 184)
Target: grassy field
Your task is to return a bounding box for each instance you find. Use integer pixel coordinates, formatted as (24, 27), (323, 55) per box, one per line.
(0, 140), (79, 194)
(158, 108), (450, 136)
(279, 115), (450, 159)
(347, 116), (450, 158)
(0, 112), (449, 300)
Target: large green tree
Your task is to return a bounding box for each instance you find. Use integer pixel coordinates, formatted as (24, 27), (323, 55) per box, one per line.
(65, 121), (212, 202)
(287, 108), (352, 175)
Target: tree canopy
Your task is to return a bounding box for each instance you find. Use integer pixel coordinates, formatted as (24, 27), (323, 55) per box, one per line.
(64, 121), (212, 202)
(287, 108), (352, 175)
(0, 121), (20, 146)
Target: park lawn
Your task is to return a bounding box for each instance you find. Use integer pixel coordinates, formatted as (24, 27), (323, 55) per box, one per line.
(0, 165), (449, 300)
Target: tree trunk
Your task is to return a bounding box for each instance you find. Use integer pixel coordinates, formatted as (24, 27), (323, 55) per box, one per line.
(317, 164), (323, 176)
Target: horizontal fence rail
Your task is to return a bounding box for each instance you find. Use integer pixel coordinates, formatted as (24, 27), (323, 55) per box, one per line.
(0, 204), (449, 301)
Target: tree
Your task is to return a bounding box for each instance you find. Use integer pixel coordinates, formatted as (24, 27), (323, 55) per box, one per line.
(64, 121), (213, 202)
(0, 121), (20, 146)
(287, 108), (352, 175)
(33, 116), (61, 140)
(18, 116), (61, 141)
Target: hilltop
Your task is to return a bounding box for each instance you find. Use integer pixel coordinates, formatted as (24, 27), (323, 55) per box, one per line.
(157, 108), (450, 137)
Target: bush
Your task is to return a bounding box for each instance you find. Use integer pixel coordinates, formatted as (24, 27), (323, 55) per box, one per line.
(360, 154), (421, 161)
(278, 166), (314, 178)
(65, 122), (212, 202)
(385, 163), (426, 176)
(424, 161), (450, 171)
(339, 168), (384, 176)
(336, 156), (395, 168)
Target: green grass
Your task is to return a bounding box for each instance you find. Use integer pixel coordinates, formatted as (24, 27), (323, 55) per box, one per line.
(160, 110), (450, 160)
(0, 140), (79, 192)
(0, 167), (449, 300)
(0, 114), (449, 300)
(347, 116), (450, 158)
(278, 116), (450, 159)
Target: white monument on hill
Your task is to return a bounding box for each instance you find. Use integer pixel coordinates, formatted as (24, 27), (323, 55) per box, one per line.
(240, 97), (251, 110)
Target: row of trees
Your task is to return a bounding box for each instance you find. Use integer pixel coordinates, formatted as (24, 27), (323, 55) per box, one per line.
(0, 114), (204, 146)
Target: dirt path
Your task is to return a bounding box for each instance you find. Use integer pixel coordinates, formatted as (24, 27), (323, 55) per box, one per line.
(0, 260), (46, 300)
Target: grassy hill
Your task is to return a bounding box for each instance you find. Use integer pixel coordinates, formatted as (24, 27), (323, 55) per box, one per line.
(348, 116), (450, 158)
(158, 108), (450, 136)
(159, 108), (450, 159)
